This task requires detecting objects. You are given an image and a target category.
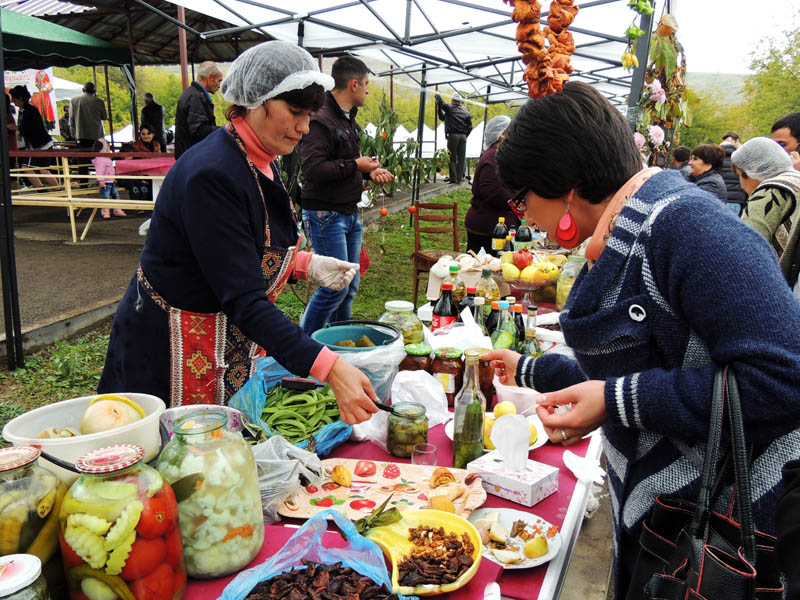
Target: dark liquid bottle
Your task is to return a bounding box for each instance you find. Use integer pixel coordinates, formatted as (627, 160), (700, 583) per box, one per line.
(502, 235), (513, 253)
(491, 217), (509, 256)
(432, 282), (458, 331)
(514, 304), (525, 348)
(459, 286), (477, 316)
(485, 300), (500, 336)
(516, 218), (533, 250)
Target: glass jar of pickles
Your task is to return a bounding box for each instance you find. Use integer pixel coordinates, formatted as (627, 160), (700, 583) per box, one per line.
(157, 411), (264, 578)
(0, 447), (66, 578)
(60, 444), (185, 600)
(431, 347), (464, 409)
(399, 343), (433, 372)
(556, 255), (586, 311)
(379, 300), (424, 344)
(386, 403), (428, 458)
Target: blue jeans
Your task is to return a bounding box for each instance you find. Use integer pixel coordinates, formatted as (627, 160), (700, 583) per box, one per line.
(99, 182), (119, 199)
(300, 209), (362, 334)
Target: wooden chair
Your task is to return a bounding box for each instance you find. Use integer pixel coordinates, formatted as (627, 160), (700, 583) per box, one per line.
(411, 200), (459, 307)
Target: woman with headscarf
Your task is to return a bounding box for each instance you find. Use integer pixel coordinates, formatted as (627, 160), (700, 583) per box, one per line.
(464, 115), (519, 253)
(98, 41), (379, 424)
(484, 82), (800, 597)
(732, 136), (800, 286)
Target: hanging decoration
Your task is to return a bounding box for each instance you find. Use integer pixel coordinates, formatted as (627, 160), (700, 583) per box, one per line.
(505, 0), (579, 98)
(621, 0), (653, 70)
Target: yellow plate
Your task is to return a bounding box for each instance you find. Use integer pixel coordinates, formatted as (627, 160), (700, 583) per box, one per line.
(365, 509), (482, 596)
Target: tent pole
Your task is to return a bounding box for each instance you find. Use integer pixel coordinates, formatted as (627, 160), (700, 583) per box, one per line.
(482, 85), (490, 153)
(412, 64), (427, 205)
(127, 7), (139, 134)
(433, 84), (438, 183)
(389, 67), (394, 111)
(104, 66), (115, 148)
(178, 5), (189, 91)
(0, 14), (24, 369)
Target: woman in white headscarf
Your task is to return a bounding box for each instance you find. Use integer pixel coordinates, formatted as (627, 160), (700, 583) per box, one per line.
(98, 41), (380, 422)
(464, 115), (519, 253)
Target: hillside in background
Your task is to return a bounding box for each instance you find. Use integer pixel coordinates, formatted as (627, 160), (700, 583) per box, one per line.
(686, 72), (749, 106)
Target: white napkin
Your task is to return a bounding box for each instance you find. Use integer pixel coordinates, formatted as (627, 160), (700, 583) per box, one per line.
(563, 448), (606, 484)
(490, 414), (530, 472)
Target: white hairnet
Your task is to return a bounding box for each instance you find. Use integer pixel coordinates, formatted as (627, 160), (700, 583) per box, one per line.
(484, 115), (511, 148)
(451, 93), (463, 103)
(221, 41), (334, 109)
(731, 137), (793, 181)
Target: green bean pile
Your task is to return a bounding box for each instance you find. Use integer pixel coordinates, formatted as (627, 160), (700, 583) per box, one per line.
(262, 385), (341, 444)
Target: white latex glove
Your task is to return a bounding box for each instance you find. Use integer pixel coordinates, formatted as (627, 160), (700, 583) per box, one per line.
(308, 254), (359, 290)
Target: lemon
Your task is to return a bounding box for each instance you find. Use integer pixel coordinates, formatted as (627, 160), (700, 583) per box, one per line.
(484, 416), (495, 450)
(529, 422), (538, 445)
(524, 536), (548, 559)
(493, 401), (516, 419)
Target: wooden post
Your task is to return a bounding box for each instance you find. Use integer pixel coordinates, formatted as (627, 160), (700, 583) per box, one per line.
(127, 7), (139, 134)
(178, 5), (189, 91)
(104, 66), (114, 149)
(390, 67), (394, 111)
(433, 85), (438, 182)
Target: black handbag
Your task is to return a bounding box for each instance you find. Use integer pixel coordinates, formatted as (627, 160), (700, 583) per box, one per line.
(625, 367), (783, 600)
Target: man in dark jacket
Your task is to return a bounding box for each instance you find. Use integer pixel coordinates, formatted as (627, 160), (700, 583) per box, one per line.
(435, 93), (472, 184)
(141, 92), (166, 151)
(720, 131), (746, 215)
(174, 62), (222, 159)
(771, 112), (800, 171)
(299, 56), (393, 334)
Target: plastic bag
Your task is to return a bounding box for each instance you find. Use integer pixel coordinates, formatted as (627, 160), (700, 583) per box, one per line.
(220, 509), (395, 600)
(229, 357), (353, 456)
(251, 436), (324, 524)
(352, 370), (450, 453)
(333, 335), (406, 402)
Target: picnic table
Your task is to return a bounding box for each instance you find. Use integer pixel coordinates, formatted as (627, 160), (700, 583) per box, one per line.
(185, 421), (603, 600)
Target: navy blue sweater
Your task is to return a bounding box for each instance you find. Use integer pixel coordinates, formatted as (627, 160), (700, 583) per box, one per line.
(99, 128), (325, 401)
(516, 170), (800, 583)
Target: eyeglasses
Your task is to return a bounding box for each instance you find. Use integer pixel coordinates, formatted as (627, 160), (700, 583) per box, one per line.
(508, 188), (528, 219)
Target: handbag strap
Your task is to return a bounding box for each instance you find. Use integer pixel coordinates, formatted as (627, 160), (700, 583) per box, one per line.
(690, 367), (756, 565)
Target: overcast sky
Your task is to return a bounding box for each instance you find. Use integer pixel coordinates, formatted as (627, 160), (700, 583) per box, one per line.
(672, 0), (799, 73)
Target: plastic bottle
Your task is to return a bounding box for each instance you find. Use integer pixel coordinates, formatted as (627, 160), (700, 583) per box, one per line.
(491, 217), (509, 256)
(519, 305), (543, 357)
(490, 300), (517, 350)
(514, 304), (525, 347)
(475, 268), (501, 306)
(485, 300), (500, 336)
(432, 282), (458, 331)
(459, 286), (477, 316)
(516, 218), (533, 250)
(502, 235), (513, 253)
(453, 349), (486, 469)
(444, 264), (466, 304)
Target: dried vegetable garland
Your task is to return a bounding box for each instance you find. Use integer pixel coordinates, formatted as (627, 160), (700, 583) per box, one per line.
(505, 0), (580, 98)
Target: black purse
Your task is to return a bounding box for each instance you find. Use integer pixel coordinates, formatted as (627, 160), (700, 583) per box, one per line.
(625, 367), (783, 600)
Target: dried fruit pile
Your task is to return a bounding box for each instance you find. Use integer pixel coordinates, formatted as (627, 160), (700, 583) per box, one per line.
(245, 561), (399, 600)
(396, 526), (475, 587)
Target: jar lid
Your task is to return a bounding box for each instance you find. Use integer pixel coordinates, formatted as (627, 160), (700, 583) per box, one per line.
(0, 555), (42, 597)
(434, 347), (462, 359)
(0, 447), (40, 473)
(391, 402), (426, 418)
(464, 346), (491, 358)
(498, 301), (509, 309)
(491, 301), (499, 309)
(405, 343), (432, 356)
(481, 268), (492, 277)
(385, 300), (413, 312)
(466, 287), (476, 293)
(464, 349), (482, 361)
(441, 282), (453, 290)
(75, 444), (144, 474)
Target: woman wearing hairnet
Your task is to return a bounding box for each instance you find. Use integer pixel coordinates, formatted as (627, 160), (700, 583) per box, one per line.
(98, 41), (380, 424)
(732, 137), (800, 287)
(464, 115), (519, 253)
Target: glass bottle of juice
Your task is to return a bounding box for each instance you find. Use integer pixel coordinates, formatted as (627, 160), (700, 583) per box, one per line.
(444, 264), (466, 305)
(519, 305), (543, 357)
(475, 268), (501, 307)
(453, 349), (486, 469)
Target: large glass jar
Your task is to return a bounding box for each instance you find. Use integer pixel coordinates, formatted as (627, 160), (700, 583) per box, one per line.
(0, 448), (66, 577)
(399, 343), (432, 372)
(0, 554), (48, 600)
(386, 403), (428, 458)
(60, 444), (185, 600)
(379, 300), (423, 344)
(556, 255), (586, 311)
(431, 347), (464, 409)
(157, 411), (264, 578)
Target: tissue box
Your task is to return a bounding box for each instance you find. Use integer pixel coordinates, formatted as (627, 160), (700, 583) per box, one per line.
(466, 450), (559, 507)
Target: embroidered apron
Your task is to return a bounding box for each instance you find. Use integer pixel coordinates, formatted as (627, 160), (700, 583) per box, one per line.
(138, 122), (298, 406)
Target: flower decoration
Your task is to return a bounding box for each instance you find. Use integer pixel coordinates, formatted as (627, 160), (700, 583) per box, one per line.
(648, 125), (665, 147)
(633, 132), (647, 153)
(647, 80), (667, 107)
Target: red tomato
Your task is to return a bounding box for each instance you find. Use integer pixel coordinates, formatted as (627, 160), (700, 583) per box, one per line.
(137, 497), (173, 539)
(121, 536), (166, 581)
(131, 563), (173, 600)
(59, 530), (84, 569)
(379, 208), (388, 217)
(172, 566), (187, 598)
(408, 205), (417, 214)
(164, 527), (184, 570)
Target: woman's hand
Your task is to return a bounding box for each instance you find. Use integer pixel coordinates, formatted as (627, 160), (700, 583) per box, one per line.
(308, 255), (359, 290)
(481, 349), (522, 386)
(535, 380), (607, 445)
(326, 359), (380, 425)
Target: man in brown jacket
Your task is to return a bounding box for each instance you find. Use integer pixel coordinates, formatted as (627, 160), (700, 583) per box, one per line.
(70, 82), (107, 173)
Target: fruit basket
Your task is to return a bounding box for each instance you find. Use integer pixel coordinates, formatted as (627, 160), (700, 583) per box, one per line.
(500, 249), (564, 306)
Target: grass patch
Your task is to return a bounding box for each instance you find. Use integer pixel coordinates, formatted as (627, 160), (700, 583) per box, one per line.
(0, 189), (473, 429)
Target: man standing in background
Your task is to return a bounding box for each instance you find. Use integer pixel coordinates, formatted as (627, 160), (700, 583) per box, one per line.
(58, 104), (73, 141)
(174, 62), (222, 159)
(435, 92), (472, 184)
(140, 92), (166, 152)
(771, 112), (800, 172)
(299, 56), (393, 334)
(70, 82), (107, 174)
(720, 131), (746, 216)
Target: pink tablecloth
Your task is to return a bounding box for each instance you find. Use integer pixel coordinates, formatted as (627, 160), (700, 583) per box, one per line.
(185, 425), (590, 600)
(114, 157), (175, 176)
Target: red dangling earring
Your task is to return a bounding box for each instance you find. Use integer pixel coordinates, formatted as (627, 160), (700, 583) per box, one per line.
(555, 206), (580, 249)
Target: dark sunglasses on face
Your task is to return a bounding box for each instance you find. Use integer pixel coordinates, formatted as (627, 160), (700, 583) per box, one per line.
(508, 188), (527, 218)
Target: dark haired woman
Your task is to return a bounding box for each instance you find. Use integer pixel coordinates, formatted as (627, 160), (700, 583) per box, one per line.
(484, 81), (800, 597)
(688, 142), (727, 202)
(131, 124), (161, 153)
(98, 42), (379, 424)
(9, 85), (59, 190)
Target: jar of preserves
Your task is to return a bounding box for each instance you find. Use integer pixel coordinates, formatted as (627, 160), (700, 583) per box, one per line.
(556, 255), (586, 311)
(399, 343), (432, 372)
(465, 347), (494, 404)
(386, 403), (428, 458)
(157, 411), (264, 578)
(0, 554), (48, 600)
(60, 444), (185, 600)
(0, 447), (66, 573)
(379, 300), (424, 344)
(431, 347), (464, 409)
